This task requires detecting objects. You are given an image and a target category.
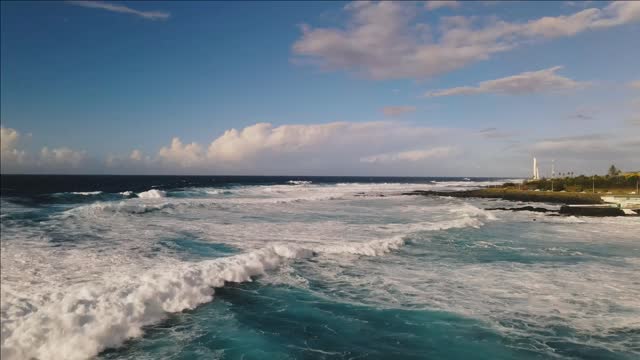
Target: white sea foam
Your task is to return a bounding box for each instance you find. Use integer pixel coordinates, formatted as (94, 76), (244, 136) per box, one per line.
(0, 245), (313, 360)
(67, 201), (176, 216)
(287, 180), (312, 185)
(2, 180), (638, 359)
(119, 191), (133, 196)
(136, 189), (167, 199)
(0, 193), (493, 359)
(70, 191), (102, 195)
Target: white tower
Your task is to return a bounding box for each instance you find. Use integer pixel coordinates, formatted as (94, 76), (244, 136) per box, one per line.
(533, 157), (540, 180)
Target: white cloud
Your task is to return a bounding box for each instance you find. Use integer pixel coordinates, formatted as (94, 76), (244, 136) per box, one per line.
(382, 106), (416, 116)
(292, 1), (640, 79)
(1, 126), (20, 153)
(158, 138), (204, 167)
(204, 121), (442, 164)
(426, 1), (460, 10)
(129, 149), (143, 161)
(1, 126), (88, 173)
(39, 147), (87, 168)
(130, 121), (450, 174)
(1, 127), (27, 168)
(67, 1), (170, 20)
(360, 146), (456, 163)
(426, 66), (588, 97)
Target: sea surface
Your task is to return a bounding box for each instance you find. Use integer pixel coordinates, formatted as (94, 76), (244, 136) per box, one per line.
(1, 175), (639, 360)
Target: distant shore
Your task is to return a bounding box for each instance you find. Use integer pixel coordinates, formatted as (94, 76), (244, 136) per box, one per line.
(403, 188), (604, 204)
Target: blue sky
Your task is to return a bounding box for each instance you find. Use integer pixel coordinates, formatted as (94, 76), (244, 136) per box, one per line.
(1, 1), (639, 176)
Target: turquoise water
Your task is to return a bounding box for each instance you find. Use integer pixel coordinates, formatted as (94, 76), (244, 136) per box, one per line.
(1, 176), (638, 359)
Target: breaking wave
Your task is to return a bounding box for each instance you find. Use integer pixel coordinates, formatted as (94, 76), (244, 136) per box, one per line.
(0, 207), (491, 360)
(136, 189), (167, 199)
(287, 180), (312, 185)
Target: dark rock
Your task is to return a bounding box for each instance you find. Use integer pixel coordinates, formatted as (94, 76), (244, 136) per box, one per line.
(485, 206), (557, 213)
(559, 206), (625, 217)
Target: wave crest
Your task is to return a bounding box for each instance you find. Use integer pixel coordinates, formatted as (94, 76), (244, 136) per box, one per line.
(137, 189), (166, 199)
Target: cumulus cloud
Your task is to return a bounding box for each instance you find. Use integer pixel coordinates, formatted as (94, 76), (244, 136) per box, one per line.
(292, 1), (640, 79)
(426, 1), (460, 10)
(426, 66), (588, 97)
(1, 126), (87, 173)
(1, 127), (27, 168)
(203, 121), (442, 164)
(381, 106), (416, 116)
(123, 121), (450, 174)
(360, 146), (456, 163)
(39, 147), (87, 168)
(67, 1), (170, 20)
(158, 138), (204, 167)
(129, 149), (143, 161)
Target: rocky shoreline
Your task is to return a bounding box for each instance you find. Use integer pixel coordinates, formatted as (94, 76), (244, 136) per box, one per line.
(403, 189), (637, 217)
(403, 189), (603, 204)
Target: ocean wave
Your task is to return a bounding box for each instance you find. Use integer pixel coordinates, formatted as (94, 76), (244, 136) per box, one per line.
(52, 191), (104, 197)
(136, 189), (167, 199)
(70, 191), (103, 196)
(0, 245), (311, 360)
(0, 204), (492, 360)
(67, 201), (177, 216)
(287, 180), (312, 185)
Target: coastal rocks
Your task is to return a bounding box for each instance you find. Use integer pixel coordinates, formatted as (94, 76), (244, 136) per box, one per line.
(403, 189), (603, 204)
(559, 206), (627, 217)
(405, 189), (635, 217)
(485, 206), (557, 213)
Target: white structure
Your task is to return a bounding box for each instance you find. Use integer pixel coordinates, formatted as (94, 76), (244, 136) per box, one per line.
(532, 157), (540, 180)
(601, 195), (640, 209)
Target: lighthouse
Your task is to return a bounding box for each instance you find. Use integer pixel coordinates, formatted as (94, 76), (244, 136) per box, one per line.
(532, 157), (540, 180)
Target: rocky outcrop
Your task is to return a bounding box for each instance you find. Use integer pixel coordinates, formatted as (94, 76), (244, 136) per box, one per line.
(559, 206), (626, 217)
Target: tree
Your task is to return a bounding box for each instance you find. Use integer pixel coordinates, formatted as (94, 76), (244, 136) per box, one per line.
(608, 165), (621, 177)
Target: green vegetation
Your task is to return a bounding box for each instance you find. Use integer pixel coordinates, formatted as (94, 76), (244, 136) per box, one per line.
(524, 166), (639, 194)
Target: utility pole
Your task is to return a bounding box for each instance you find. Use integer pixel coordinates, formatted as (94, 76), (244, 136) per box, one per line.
(592, 175), (595, 193)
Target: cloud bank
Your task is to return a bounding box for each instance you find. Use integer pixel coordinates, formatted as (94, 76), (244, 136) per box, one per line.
(426, 66), (588, 97)
(292, 1), (640, 79)
(1, 126), (88, 173)
(3, 122), (638, 176)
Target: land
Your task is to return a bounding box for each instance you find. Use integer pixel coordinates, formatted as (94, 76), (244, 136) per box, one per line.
(404, 173), (640, 216)
(402, 188), (604, 204)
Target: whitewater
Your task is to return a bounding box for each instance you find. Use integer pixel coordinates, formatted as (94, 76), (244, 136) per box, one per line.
(1, 176), (638, 360)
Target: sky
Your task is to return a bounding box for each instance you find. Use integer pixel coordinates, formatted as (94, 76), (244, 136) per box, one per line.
(1, 0), (639, 177)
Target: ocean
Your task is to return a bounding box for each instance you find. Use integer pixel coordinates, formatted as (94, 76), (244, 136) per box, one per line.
(1, 175), (638, 360)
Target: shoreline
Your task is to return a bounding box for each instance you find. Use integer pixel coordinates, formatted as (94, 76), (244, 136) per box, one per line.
(402, 188), (604, 204)
(403, 188), (638, 216)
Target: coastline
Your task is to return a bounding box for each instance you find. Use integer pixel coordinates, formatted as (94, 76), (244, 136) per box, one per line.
(403, 187), (639, 216)
(402, 188), (604, 204)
